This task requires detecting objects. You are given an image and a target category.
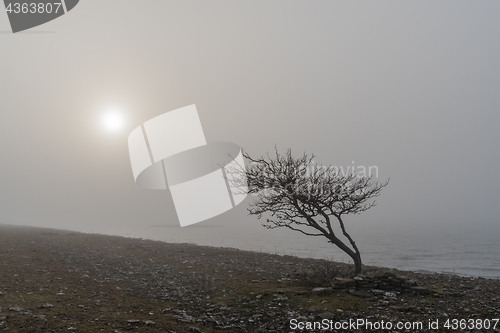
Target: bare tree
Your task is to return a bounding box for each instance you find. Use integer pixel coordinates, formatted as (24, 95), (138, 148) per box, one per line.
(232, 148), (388, 276)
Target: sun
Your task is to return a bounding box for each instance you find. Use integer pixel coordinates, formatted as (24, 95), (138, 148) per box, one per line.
(101, 110), (125, 132)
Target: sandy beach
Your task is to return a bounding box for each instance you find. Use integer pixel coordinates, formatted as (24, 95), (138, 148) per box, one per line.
(0, 225), (499, 332)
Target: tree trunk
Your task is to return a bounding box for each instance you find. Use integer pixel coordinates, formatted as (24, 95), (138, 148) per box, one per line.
(352, 252), (362, 276)
(336, 215), (363, 276)
(329, 235), (363, 276)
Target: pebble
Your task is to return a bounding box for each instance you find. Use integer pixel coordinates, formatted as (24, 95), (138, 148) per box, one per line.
(8, 307), (24, 312)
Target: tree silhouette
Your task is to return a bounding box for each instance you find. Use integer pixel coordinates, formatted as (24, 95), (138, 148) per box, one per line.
(233, 148), (388, 276)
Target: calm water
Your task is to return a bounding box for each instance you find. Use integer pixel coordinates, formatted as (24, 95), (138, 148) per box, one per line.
(99, 222), (500, 280)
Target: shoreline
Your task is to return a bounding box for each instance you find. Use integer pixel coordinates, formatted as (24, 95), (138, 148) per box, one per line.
(6, 224), (497, 281)
(0, 224), (499, 332)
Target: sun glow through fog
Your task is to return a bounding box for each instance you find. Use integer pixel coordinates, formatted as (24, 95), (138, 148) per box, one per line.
(101, 110), (125, 133)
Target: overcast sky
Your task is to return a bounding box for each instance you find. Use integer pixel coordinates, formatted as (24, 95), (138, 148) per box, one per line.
(1, 1), (499, 238)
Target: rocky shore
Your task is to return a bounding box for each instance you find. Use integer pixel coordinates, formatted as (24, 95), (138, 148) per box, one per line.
(0, 225), (498, 332)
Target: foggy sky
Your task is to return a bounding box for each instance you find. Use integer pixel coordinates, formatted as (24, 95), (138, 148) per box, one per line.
(1, 1), (499, 237)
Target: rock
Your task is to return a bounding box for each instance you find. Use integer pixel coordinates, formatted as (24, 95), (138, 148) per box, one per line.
(390, 306), (415, 312)
(274, 295), (288, 301)
(371, 289), (385, 295)
(375, 272), (397, 281)
(293, 270), (306, 277)
(307, 305), (322, 313)
(312, 287), (333, 296)
(178, 315), (195, 323)
(9, 307), (24, 312)
(410, 287), (432, 295)
(293, 269), (315, 278)
(254, 329), (269, 333)
(319, 311), (335, 319)
(352, 290), (373, 298)
(447, 292), (465, 297)
(407, 279), (418, 286)
(389, 278), (403, 285)
(331, 278), (356, 288)
(189, 327), (201, 333)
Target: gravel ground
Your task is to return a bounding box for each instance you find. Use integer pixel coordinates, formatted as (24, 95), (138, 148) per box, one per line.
(0, 225), (499, 333)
